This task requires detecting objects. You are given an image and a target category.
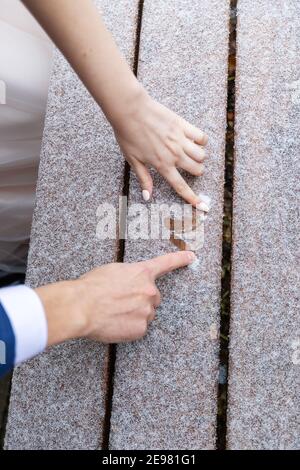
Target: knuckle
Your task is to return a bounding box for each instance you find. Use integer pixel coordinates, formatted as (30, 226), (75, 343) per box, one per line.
(165, 140), (181, 160)
(176, 181), (186, 194)
(145, 305), (153, 317)
(138, 320), (148, 337)
(145, 284), (157, 298)
(173, 152), (180, 166)
(155, 161), (163, 172)
(140, 265), (151, 277)
(199, 149), (206, 159)
(166, 131), (177, 144)
(202, 133), (209, 144)
(167, 119), (179, 138)
(155, 157), (167, 173)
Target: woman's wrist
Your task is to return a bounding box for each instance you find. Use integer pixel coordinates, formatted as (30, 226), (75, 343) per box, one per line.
(106, 81), (149, 130)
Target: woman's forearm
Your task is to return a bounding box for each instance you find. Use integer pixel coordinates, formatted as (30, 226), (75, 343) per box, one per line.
(23, 0), (209, 206)
(22, 0), (144, 127)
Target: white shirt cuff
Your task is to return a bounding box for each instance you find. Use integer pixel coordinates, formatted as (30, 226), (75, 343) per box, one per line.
(0, 285), (48, 365)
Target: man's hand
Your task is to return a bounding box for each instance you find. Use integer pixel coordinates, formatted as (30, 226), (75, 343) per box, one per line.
(35, 251), (196, 347)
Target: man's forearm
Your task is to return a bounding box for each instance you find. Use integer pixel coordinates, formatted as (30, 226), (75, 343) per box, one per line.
(22, 0), (145, 127)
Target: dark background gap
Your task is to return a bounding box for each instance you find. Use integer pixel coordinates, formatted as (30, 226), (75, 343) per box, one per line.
(216, 0), (237, 450)
(101, 0), (145, 450)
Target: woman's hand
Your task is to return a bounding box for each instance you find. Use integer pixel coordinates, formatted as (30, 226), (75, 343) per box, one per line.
(114, 92), (208, 207)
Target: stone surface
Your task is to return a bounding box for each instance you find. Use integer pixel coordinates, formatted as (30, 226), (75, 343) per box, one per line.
(5, 0), (139, 449)
(109, 0), (230, 450)
(227, 0), (300, 450)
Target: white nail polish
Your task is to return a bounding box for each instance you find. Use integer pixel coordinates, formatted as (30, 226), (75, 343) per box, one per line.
(198, 193), (212, 208)
(197, 202), (210, 212)
(142, 190), (150, 202)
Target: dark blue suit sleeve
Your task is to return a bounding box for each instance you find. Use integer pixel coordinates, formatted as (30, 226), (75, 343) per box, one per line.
(0, 301), (15, 377)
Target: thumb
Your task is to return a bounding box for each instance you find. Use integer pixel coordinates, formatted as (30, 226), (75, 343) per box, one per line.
(130, 158), (153, 201)
(141, 251), (196, 279)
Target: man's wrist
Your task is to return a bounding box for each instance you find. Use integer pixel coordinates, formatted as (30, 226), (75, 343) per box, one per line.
(35, 280), (88, 347)
(0, 285), (48, 365)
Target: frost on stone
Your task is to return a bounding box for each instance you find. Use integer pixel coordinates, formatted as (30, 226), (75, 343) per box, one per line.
(198, 192), (212, 209)
(286, 79), (300, 105)
(209, 323), (219, 341)
(188, 256), (200, 271)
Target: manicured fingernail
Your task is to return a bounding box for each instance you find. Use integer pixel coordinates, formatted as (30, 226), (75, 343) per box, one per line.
(142, 190), (150, 201)
(187, 252), (196, 263)
(198, 193), (211, 207)
(197, 193), (211, 212)
(197, 202), (210, 212)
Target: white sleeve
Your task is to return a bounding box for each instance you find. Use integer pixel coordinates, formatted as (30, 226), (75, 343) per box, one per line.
(0, 285), (48, 365)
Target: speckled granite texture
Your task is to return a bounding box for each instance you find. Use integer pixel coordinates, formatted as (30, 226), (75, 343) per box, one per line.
(227, 0), (300, 450)
(5, 0), (139, 449)
(109, 0), (230, 450)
